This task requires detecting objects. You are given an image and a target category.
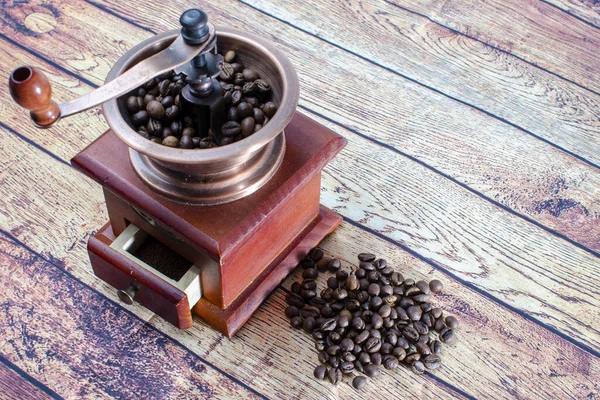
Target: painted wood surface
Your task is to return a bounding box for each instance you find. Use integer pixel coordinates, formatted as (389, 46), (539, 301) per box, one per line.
(543, 0), (600, 28)
(1, 0), (599, 399)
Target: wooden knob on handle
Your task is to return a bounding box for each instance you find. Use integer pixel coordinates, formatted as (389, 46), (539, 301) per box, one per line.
(9, 66), (60, 127)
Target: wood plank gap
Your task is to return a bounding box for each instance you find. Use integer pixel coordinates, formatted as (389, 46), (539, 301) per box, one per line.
(539, 0), (600, 30)
(298, 104), (600, 261)
(384, 0), (600, 98)
(0, 354), (63, 400)
(0, 230), (271, 400)
(237, 0), (600, 171)
(339, 215), (600, 360)
(0, 33), (99, 89)
(82, 0), (155, 34)
(0, 121), (71, 168)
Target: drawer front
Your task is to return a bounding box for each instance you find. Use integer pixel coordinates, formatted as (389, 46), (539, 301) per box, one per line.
(88, 223), (201, 329)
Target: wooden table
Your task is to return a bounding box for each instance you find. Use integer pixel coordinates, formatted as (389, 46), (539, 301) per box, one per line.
(1, 1), (599, 398)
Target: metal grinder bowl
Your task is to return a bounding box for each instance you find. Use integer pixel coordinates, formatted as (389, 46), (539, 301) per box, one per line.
(102, 27), (299, 205)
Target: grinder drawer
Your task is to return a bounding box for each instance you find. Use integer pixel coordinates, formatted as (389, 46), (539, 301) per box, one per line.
(88, 222), (202, 329)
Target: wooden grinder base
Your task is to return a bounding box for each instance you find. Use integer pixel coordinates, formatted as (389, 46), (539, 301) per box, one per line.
(72, 113), (347, 337)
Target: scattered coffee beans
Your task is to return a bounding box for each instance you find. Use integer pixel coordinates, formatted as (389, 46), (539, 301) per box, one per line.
(122, 49), (278, 148)
(285, 249), (459, 390)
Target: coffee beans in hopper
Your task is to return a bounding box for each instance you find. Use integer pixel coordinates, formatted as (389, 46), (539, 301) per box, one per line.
(284, 250), (459, 390)
(122, 50), (278, 148)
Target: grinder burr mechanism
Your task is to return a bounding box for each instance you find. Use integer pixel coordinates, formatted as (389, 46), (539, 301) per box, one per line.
(7, 8), (347, 336)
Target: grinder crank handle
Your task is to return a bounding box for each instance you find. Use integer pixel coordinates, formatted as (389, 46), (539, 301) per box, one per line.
(8, 9), (215, 128)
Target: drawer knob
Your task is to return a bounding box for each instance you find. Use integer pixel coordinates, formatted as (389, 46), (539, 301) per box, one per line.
(117, 284), (138, 305)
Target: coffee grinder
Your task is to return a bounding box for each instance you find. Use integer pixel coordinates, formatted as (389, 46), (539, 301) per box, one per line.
(8, 9), (346, 336)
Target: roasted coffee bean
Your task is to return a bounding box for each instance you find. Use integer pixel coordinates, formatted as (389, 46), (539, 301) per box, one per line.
(327, 258), (341, 272)
(352, 376), (367, 390)
(346, 275), (360, 291)
(413, 294), (431, 303)
(390, 272), (404, 286)
(365, 337), (382, 353)
(182, 127), (195, 137)
(337, 315), (350, 329)
(440, 327), (456, 344)
(407, 305), (423, 321)
(302, 268), (318, 280)
(286, 293), (305, 308)
(403, 327), (419, 343)
(318, 351), (329, 364)
(364, 364), (379, 378)
(396, 308), (409, 322)
(231, 62), (244, 73)
(131, 110), (149, 126)
(301, 258), (316, 269)
(380, 342), (393, 355)
(224, 50), (236, 63)
(416, 343), (432, 356)
(340, 361), (354, 374)
(358, 253), (376, 262)
(327, 277), (339, 289)
(405, 352), (421, 364)
(334, 289), (348, 301)
(397, 337), (410, 349)
(320, 318), (337, 332)
(326, 345), (341, 356)
(352, 317), (366, 331)
(162, 136), (179, 148)
(383, 355), (399, 370)
(149, 137), (162, 144)
(416, 280), (431, 294)
(164, 105), (179, 120)
(290, 316), (303, 329)
(179, 135), (194, 149)
(429, 279), (443, 293)
(381, 266), (394, 276)
(161, 96), (174, 108)
(233, 72), (245, 86)
(431, 307), (443, 319)
(421, 313), (435, 328)
(314, 365), (326, 380)
(328, 357), (340, 368)
(303, 317), (317, 332)
(367, 283), (380, 297)
(291, 281), (302, 294)
(423, 354), (441, 370)
(445, 315), (459, 328)
(263, 101), (277, 118)
(220, 63), (235, 80)
(222, 121), (242, 137)
(367, 271), (381, 283)
(343, 352), (356, 362)
(301, 307), (320, 319)
(393, 347), (407, 360)
(242, 68), (259, 81)
(413, 321), (429, 335)
(127, 96), (141, 112)
(411, 360), (425, 374)
(236, 102), (253, 120)
(240, 116), (255, 137)
(336, 270), (349, 282)
(330, 301), (344, 312)
(242, 81), (258, 96)
(285, 306), (299, 319)
(371, 314), (384, 329)
(254, 78), (271, 94)
(339, 338), (354, 352)
(434, 319), (447, 332)
(431, 340), (442, 354)
(327, 367), (342, 385)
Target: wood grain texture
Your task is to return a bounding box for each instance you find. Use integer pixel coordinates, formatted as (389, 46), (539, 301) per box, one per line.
(57, 0), (600, 253)
(0, 233), (264, 400)
(245, 0), (600, 168)
(1, 0), (600, 362)
(0, 358), (55, 400)
(387, 0), (600, 94)
(2, 105), (600, 399)
(544, 0), (600, 28)
(2, 0), (600, 399)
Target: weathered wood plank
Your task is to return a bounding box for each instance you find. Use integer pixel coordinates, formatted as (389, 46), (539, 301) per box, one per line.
(37, 0), (600, 253)
(0, 233), (265, 400)
(3, 0), (600, 255)
(245, 0), (600, 166)
(3, 105), (600, 399)
(0, 359), (54, 400)
(545, 0), (600, 28)
(387, 0), (600, 94)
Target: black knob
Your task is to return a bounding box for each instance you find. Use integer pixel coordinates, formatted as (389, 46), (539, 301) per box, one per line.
(180, 9), (209, 44)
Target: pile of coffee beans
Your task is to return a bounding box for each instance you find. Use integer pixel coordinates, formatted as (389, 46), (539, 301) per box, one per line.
(285, 249), (458, 390)
(122, 49), (278, 148)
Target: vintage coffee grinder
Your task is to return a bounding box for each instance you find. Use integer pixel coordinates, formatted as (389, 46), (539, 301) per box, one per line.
(8, 9), (346, 336)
